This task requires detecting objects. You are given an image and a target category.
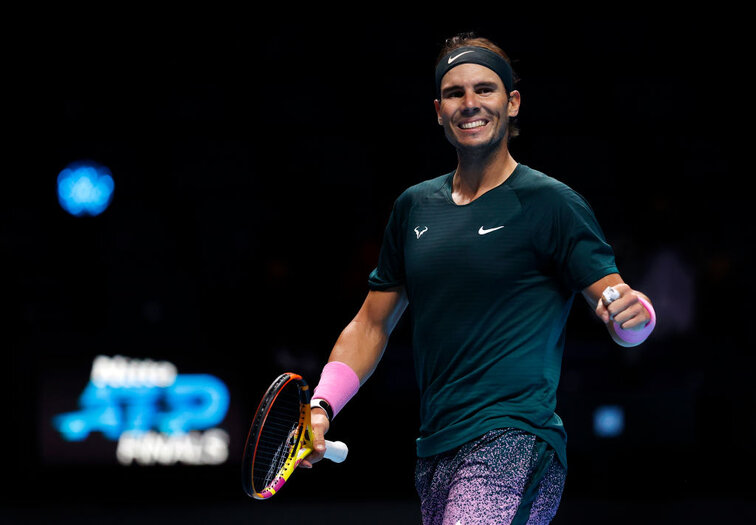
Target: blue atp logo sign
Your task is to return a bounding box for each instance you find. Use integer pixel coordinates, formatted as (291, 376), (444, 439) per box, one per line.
(53, 355), (231, 465)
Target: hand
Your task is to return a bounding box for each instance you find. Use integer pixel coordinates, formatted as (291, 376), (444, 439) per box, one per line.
(596, 283), (651, 330)
(299, 407), (330, 469)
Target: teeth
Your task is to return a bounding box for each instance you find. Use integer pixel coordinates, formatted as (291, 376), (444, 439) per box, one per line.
(460, 120), (486, 129)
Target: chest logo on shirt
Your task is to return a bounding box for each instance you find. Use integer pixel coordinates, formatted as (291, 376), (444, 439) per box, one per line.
(414, 226), (428, 239)
(478, 225), (505, 235)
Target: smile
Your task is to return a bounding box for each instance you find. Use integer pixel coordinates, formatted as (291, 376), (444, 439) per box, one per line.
(459, 120), (488, 129)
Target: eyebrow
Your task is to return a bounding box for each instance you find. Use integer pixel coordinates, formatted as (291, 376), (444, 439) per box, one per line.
(441, 80), (500, 97)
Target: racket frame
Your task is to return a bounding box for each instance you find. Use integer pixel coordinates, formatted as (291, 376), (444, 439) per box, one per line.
(242, 372), (314, 500)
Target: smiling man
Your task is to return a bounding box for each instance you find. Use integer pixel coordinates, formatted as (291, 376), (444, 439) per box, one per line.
(303, 33), (655, 525)
(434, 51), (520, 187)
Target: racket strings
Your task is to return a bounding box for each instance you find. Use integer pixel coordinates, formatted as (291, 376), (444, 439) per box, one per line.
(252, 384), (304, 491)
(263, 437), (288, 487)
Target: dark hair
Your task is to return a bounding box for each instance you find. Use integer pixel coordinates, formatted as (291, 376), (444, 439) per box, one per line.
(437, 32), (520, 139)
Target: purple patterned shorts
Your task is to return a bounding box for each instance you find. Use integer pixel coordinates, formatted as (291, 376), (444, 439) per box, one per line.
(414, 428), (566, 525)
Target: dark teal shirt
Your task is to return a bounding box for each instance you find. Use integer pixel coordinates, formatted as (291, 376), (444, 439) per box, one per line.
(368, 164), (618, 468)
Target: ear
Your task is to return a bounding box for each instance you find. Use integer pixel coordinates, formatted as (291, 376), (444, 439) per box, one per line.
(508, 90), (521, 117)
(434, 99), (443, 125)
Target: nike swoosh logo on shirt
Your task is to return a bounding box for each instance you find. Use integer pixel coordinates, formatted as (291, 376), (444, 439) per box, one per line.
(448, 50), (475, 64)
(478, 225), (505, 235)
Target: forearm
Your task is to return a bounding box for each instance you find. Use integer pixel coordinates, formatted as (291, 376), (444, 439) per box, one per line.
(310, 288), (407, 424)
(326, 287), (407, 384)
(328, 318), (390, 385)
(306, 288), (406, 465)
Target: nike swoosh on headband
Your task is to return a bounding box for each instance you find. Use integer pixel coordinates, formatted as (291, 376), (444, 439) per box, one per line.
(436, 46), (514, 97)
(448, 50), (475, 64)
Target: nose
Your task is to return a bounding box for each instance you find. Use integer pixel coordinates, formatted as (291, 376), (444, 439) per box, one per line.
(461, 90), (479, 114)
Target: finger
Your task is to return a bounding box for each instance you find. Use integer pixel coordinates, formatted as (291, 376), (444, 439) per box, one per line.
(599, 284), (630, 323)
(306, 410), (330, 465)
(305, 448), (325, 466)
(605, 289), (639, 322)
(613, 294), (654, 329)
(310, 444), (326, 463)
(298, 445), (324, 468)
(596, 299), (611, 324)
(615, 302), (650, 330)
(312, 428), (327, 459)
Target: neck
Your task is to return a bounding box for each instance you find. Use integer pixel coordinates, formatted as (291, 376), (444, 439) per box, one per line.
(452, 142), (517, 205)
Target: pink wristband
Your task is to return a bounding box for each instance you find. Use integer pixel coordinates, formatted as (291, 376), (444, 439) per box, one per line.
(312, 361), (360, 419)
(614, 296), (656, 345)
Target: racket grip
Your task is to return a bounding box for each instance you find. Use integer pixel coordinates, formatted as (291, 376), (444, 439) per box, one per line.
(323, 440), (348, 463)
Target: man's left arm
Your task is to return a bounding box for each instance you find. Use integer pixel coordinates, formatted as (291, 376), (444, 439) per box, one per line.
(582, 273), (655, 347)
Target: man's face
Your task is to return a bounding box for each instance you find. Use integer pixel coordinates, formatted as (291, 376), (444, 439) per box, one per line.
(434, 63), (520, 153)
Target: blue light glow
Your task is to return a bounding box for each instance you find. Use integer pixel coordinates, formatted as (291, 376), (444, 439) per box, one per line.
(57, 160), (115, 216)
(593, 405), (625, 438)
(53, 374), (230, 441)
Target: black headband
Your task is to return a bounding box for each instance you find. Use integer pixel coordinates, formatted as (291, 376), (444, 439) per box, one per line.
(435, 46), (514, 97)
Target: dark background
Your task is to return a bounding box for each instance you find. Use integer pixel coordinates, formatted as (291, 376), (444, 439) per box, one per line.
(4, 9), (754, 524)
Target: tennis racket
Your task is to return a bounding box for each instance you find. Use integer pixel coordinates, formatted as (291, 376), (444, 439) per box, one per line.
(241, 372), (348, 500)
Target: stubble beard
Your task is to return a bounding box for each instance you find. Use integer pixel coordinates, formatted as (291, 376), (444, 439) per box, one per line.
(451, 118), (509, 164)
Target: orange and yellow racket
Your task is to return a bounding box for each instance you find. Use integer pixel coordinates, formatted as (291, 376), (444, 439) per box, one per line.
(241, 372), (348, 499)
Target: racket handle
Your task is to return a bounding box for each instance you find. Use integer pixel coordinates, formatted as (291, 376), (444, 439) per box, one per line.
(323, 440), (348, 463)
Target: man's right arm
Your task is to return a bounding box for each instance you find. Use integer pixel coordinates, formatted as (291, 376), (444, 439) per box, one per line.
(329, 286), (408, 384)
(303, 286), (408, 466)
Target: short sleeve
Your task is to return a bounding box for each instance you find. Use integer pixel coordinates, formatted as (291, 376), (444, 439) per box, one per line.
(368, 197), (407, 290)
(536, 184), (618, 292)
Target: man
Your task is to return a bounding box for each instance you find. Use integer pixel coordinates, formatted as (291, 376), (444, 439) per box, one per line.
(301, 33), (655, 525)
